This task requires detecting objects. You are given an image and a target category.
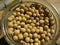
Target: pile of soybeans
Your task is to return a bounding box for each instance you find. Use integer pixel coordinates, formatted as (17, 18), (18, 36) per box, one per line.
(7, 3), (55, 45)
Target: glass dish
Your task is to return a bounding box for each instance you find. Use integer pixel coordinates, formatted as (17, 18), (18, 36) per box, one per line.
(0, 0), (60, 45)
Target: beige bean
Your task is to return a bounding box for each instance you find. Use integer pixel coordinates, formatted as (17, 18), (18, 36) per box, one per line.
(21, 4), (25, 8)
(13, 12), (17, 16)
(32, 20), (36, 23)
(25, 37), (30, 42)
(16, 21), (20, 25)
(17, 12), (20, 15)
(8, 17), (13, 21)
(31, 23), (35, 27)
(31, 28), (35, 33)
(41, 39), (45, 43)
(41, 34), (46, 38)
(50, 20), (55, 25)
(29, 8), (35, 13)
(33, 33), (38, 38)
(36, 13), (40, 17)
(20, 28), (26, 33)
(17, 25), (21, 29)
(26, 28), (31, 33)
(44, 25), (49, 30)
(8, 29), (14, 35)
(13, 23), (18, 28)
(20, 22), (25, 26)
(34, 43), (39, 45)
(32, 7), (35, 10)
(33, 13), (36, 17)
(18, 33), (23, 39)
(37, 35), (40, 39)
(11, 15), (15, 18)
(30, 39), (34, 43)
(25, 14), (30, 18)
(25, 4), (30, 8)
(14, 29), (20, 35)
(44, 19), (49, 25)
(50, 29), (55, 34)
(45, 36), (50, 42)
(49, 16), (54, 21)
(16, 17), (19, 20)
(47, 29), (51, 33)
(43, 31), (47, 35)
(20, 14), (24, 17)
(16, 7), (20, 11)
(13, 20), (16, 23)
(8, 28), (14, 31)
(39, 8), (44, 13)
(20, 9), (24, 13)
(13, 35), (18, 41)
(18, 16), (22, 21)
(35, 29), (40, 33)
(39, 27), (43, 33)
(22, 17), (26, 21)
(39, 20), (44, 24)
(8, 22), (13, 27)
(24, 25), (28, 29)
(28, 25), (32, 29)
(34, 38), (39, 42)
(24, 32), (28, 37)
(35, 10), (39, 14)
(29, 33), (33, 38)
(24, 7), (28, 11)
(47, 33), (51, 37)
(40, 13), (44, 16)
(26, 11), (32, 16)
(30, 43), (33, 45)
(27, 20), (32, 23)
(36, 17), (39, 21)
(36, 22), (40, 26)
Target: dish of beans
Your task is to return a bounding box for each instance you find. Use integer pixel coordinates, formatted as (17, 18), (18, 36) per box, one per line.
(7, 3), (55, 45)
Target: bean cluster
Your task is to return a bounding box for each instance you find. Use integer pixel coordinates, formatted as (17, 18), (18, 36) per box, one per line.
(7, 3), (55, 45)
